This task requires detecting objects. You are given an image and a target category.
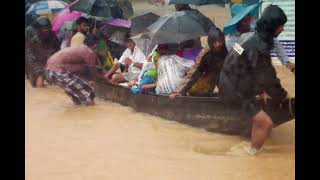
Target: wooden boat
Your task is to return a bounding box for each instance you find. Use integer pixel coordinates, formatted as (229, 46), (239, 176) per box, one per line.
(91, 81), (295, 137)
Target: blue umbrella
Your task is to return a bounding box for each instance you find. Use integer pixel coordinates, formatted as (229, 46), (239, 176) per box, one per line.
(223, 2), (262, 34)
(168, 0), (229, 6)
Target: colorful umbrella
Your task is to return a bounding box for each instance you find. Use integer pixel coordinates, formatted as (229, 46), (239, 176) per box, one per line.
(51, 0), (82, 34)
(26, 0), (68, 16)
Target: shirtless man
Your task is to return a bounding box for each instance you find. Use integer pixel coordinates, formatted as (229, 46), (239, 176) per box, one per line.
(45, 34), (109, 105)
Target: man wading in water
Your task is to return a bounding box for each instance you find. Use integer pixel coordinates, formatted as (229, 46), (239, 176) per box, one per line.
(45, 34), (110, 105)
(219, 5), (295, 155)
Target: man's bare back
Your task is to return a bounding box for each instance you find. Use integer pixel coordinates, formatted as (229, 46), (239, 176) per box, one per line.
(46, 45), (98, 73)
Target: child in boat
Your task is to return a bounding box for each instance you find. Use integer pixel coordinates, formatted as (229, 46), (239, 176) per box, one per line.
(130, 48), (160, 94)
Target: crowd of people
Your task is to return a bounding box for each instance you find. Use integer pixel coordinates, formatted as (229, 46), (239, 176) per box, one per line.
(25, 2), (295, 155)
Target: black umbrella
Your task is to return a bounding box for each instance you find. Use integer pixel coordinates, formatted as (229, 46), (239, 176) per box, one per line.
(131, 12), (160, 36)
(131, 11), (214, 55)
(69, 0), (123, 19)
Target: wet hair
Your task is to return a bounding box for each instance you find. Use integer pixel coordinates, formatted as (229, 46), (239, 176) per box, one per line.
(76, 17), (89, 26)
(256, 5), (287, 45)
(84, 33), (98, 47)
(207, 28), (225, 47)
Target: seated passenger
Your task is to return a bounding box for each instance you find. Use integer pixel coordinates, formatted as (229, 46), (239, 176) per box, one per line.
(105, 37), (146, 84)
(169, 28), (228, 98)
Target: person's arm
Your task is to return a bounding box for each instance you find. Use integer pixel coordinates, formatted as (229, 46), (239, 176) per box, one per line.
(273, 39), (295, 73)
(142, 83), (157, 90)
(248, 49), (269, 96)
(131, 62), (143, 69)
(273, 38), (289, 65)
(174, 49), (209, 96)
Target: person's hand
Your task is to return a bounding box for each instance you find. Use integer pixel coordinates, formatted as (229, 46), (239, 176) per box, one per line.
(124, 58), (133, 66)
(286, 61), (295, 73)
(104, 72), (112, 79)
(256, 91), (272, 104)
(169, 92), (182, 99)
(146, 55), (152, 62)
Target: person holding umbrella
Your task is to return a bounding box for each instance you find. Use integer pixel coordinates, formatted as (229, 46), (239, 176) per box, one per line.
(70, 17), (90, 47)
(105, 36), (146, 84)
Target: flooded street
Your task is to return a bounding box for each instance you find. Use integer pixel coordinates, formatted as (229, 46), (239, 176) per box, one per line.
(26, 66), (294, 180)
(26, 2), (294, 180)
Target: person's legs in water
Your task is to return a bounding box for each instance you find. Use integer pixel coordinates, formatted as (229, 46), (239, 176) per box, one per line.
(111, 73), (127, 84)
(35, 75), (45, 87)
(250, 110), (274, 150)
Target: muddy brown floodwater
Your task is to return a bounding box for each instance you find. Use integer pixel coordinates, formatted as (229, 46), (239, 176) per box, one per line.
(26, 2), (295, 180)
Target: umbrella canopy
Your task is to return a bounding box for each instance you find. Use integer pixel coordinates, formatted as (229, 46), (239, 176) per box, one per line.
(56, 20), (76, 40)
(107, 18), (131, 28)
(99, 18), (131, 38)
(26, 0), (68, 16)
(146, 11), (209, 44)
(131, 11), (211, 55)
(168, 0), (229, 5)
(52, 0), (82, 34)
(69, 0), (123, 19)
(223, 2), (262, 34)
(131, 12), (160, 36)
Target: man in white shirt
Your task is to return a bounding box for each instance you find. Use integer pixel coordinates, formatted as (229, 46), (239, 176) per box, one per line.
(105, 38), (146, 84)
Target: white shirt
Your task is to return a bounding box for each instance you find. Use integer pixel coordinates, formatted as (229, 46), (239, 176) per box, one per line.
(118, 46), (146, 74)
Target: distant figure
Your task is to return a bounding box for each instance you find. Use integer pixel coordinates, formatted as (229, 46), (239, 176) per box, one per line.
(105, 37), (146, 84)
(25, 16), (60, 87)
(70, 17), (89, 47)
(170, 28), (228, 98)
(45, 34), (109, 106)
(219, 5), (294, 155)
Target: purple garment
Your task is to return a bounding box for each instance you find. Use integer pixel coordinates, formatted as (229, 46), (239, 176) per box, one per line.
(182, 47), (202, 61)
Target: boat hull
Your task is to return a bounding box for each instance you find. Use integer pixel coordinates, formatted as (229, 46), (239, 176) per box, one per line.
(92, 81), (294, 136)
